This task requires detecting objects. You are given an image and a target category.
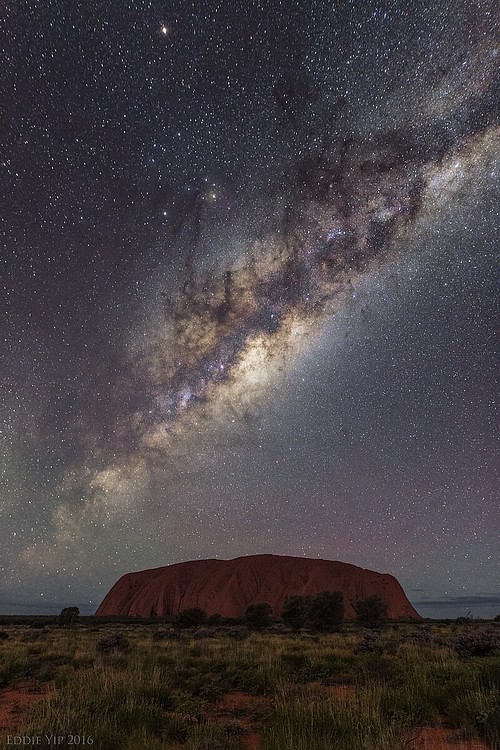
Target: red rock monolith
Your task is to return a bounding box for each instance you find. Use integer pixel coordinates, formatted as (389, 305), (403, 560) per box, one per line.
(95, 554), (421, 620)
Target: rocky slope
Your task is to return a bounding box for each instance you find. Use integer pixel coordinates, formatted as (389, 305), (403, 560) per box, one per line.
(96, 554), (421, 620)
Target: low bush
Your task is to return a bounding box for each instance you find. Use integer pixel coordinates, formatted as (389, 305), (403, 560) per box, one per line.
(356, 630), (383, 653)
(96, 632), (130, 654)
(452, 632), (500, 658)
(152, 627), (182, 641)
(192, 627), (217, 639)
(223, 626), (249, 640)
(408, 627), (434, 646)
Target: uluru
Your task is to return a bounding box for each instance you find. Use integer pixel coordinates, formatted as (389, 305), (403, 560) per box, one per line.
(96, 554), (421, 620)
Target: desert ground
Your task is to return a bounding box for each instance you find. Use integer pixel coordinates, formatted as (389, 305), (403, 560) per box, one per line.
(0, 619), (498, 750)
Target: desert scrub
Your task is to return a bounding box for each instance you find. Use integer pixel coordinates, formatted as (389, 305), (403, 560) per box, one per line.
(355, 630), (383, 653)
(379, 680), (436, 726)
(448, 685), (500, 748)
(262, 684), (411, 750)
(353, 651), (396, 684)
(280, 652), (329, 683)
(152, 626), (183, 641)
(15, 662), (179, 750)
(225, 660), (276, 694)
(2, 622), (499, 750)
(452, 631), (500, 658)
(96, 631), (130, 654)
(0, 653), (33, 685)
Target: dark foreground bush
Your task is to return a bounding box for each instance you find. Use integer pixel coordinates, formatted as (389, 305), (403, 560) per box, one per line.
(245, 602), (273, 630)
(354, 595), (388, 628)
(0, 631), (9, 640)
(452, 631), (500, 658)
(176, 607), (208, 628)
(96, 632), (130, 654)
(282, 595), (308, 630)
(281, 591), (345, 632)
(307, 591), (344, 632)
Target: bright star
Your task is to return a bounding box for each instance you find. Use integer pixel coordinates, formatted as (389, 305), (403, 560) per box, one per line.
(160, 24), (170, 36)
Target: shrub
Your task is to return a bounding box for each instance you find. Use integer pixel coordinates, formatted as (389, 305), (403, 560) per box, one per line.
(176, 607), (208, 628)
(452, 631), (500, 658)
(0, 631), (9, 640)
(354, 595), (388, 628)
(282, 595), (308, 630)
(355, 630), (382, 653)
(152, 627), (182, 641)
(245, 602), (273, 630)
(408, 627), (433, 646)
(96, 632), (130, 654)
(224, 626), (250, 640)
(192, 627), (217, 639)
(306, 591), (344, 632)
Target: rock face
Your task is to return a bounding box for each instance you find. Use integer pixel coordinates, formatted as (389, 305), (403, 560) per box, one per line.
(96, 554), (421, 620)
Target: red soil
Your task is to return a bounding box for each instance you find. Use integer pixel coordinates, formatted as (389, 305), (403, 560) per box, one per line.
(412, 724), (490, 749)
(214, 691), (266, 750)
(0, 682), (54, 731)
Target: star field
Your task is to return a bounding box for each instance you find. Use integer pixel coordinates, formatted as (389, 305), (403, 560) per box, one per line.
(1, 0), (499, 617)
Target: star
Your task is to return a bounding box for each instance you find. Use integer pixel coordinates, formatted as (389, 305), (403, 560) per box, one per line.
(1, 0), (498, 620)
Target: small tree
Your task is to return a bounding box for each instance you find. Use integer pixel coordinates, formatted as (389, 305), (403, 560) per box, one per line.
(354, 595), (388, 628)
(176, 607), (207, 628)
(282, 595), (308, 630)
(245, 602), (273, 630)
(306, 591), (344, 632)
(59, 607), (79, 628)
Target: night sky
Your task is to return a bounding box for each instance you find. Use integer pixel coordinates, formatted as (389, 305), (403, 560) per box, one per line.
(1, 0), (499, 618)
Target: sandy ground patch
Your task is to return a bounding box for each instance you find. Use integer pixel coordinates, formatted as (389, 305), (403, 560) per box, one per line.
(411, 724), (490, 749)
(0, 682), (54, 731)
(214, 690), (267, 750)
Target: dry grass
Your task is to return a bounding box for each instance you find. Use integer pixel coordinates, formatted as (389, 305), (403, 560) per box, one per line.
(0, 622), (498, 749)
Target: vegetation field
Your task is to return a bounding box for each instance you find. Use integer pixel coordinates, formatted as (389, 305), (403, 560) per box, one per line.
(0, 619), (499, 750)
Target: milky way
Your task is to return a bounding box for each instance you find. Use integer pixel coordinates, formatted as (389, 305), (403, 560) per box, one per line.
(125, 89), (498, 444)
(1, 0), (499, 615)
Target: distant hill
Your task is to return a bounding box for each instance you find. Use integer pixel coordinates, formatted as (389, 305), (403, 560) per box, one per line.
(96, 554), (422, 620)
